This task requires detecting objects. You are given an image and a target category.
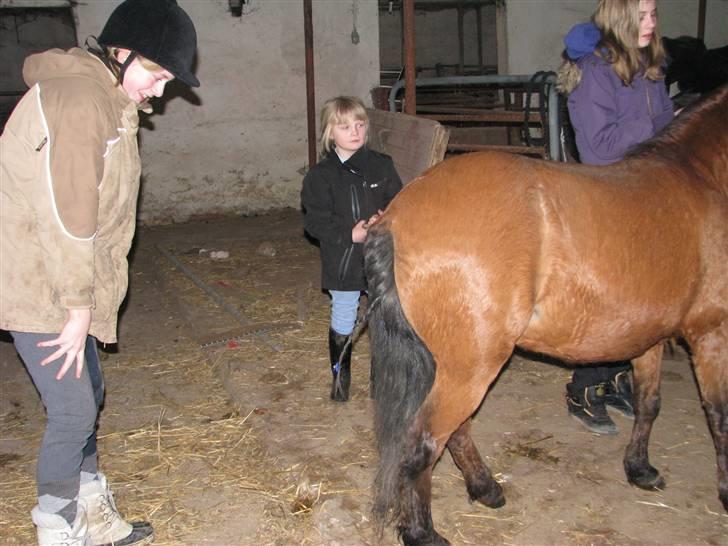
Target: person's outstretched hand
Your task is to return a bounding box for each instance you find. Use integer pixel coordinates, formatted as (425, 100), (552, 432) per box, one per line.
(37, 308), (92, 380)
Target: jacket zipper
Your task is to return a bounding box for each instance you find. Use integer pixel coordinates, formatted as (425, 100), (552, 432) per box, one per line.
(645, 82), (653, 118)
(337, 180), (363, 283)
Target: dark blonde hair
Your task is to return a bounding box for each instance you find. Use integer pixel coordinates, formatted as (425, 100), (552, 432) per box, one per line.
(320, 96), (369, 153)
(107, 47), (166, 84)
(594, 0), (666, 84)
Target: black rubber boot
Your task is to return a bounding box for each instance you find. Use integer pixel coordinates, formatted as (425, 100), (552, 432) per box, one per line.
(566, 382), (618, 435)
(329, 328), (352, 402)
(605, 369), (635, 418)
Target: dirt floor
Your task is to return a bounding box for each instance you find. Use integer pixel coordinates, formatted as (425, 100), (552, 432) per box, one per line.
(1, 208), (727, 545)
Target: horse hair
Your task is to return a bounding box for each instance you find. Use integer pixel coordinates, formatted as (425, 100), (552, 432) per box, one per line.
(625, 84), (728, 186)
(364, 226), (437, 528)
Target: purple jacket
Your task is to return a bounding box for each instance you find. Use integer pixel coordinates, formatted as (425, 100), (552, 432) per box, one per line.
(568, 53), (674, 165)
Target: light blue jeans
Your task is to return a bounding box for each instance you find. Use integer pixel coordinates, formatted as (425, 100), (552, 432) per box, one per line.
(329, 290), (362, 335)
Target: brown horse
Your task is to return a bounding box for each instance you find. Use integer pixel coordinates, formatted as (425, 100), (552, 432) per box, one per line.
(364, 85), (728, 545)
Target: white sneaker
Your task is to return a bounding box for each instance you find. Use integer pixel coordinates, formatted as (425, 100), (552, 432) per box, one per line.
(78, 473), (152, 546)
(31, 505), (90, 546)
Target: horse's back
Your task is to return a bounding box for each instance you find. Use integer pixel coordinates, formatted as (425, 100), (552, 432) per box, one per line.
(383, 151), (720, 362)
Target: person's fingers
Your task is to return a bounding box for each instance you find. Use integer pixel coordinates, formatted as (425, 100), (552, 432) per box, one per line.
(75, 351), (85, 379)
(37, 336), (61, 348)
(55, 353), (75, 380)
(40, 347), (65, 366)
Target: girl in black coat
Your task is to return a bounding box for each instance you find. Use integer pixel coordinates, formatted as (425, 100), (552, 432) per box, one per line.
(301, 96), (402, 401)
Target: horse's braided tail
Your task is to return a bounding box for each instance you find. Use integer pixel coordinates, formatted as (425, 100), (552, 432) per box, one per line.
(365, 225), (436, 530)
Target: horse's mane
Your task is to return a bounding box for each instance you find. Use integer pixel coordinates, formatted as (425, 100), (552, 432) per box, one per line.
(625, 84), (728, 168)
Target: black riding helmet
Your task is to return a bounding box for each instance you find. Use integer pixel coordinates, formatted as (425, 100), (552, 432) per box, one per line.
(98, 0), (200, 87)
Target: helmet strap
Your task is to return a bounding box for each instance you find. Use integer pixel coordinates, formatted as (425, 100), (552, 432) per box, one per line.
(118, 50), (138, 85)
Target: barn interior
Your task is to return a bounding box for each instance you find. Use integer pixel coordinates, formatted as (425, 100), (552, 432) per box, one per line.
(1, 1), (727, 544)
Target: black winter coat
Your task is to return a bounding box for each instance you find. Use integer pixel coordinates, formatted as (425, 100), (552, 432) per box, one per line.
(301, 147), (402, 291)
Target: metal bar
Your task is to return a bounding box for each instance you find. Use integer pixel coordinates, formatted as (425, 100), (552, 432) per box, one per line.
(388, 73), (561, 161)
(547, 79), (559, 161)
(303, 0), (317, 169)
(697, 0), (706, 40)
(388, 74), (555, 111)
(419, 112), (542, 123)
(156, 245), (283, 352)
(403, 0), (416, 114)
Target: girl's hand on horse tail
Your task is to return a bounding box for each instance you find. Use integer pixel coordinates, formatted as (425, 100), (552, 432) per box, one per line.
(352, 219), (368, 243)
(37, 308), (92, 380)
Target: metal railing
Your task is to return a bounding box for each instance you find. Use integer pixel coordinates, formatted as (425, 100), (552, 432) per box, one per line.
(388, 74), (560, 161)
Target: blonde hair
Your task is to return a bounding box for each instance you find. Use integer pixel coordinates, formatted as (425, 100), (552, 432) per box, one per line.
(593, 0), (666, 84)
(107, 47), (166, 84)
(319, 96), (369, 153)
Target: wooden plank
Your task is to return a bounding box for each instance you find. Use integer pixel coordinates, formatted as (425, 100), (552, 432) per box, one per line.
(0, 0), (71, 7)
(367, 108), (449, 184)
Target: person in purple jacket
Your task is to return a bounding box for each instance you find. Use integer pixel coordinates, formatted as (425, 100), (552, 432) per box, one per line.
(557, 0), (675, 434)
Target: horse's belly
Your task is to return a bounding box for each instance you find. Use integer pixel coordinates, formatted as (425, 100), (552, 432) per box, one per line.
(517, 303), (671, 363)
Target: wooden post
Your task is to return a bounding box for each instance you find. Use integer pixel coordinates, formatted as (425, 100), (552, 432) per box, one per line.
(697, 0), (706, 40)
(403, 0), (416, 115)
(476, 6), (483, 74)
(303, 0), (317, 168)
(457, 6), (465, 75)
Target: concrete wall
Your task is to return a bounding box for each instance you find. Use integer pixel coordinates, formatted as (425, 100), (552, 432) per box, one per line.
(379, 4), (498, 73)
(73, 0), (379, 224)
(504, 0), (728, 75)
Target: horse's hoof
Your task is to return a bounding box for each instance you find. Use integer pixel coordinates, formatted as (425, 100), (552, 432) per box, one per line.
(478, 493), (506, 509)
(401, 530), (451, 546)
(468, 479), (505, 508)
(627, 468), (666, 491)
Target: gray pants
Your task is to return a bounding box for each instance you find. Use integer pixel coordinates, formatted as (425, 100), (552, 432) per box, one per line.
(11, 332), (104, 523)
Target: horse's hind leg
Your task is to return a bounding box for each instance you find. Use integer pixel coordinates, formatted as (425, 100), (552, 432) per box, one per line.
(398, 427), (447, 546)
(624, 343), (666, 490)
(687, 323), (728, 511)
(447, 420), (504, 508)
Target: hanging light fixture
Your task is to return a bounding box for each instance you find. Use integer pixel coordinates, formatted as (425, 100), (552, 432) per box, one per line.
(229, 0), (244, 17)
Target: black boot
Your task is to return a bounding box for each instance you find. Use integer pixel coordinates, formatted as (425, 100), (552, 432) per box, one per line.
(566, 382), (618, 435)
(605, 369), (635, 418)
(329, 328), (352, 402)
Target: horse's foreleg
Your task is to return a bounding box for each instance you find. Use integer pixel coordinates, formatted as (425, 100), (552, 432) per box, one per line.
(447, 420), (504, 508)
(624, 343), (665, 490)
(688, 323), (728, 511)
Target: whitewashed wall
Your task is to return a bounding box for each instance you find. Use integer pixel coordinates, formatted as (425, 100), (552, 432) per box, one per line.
(504, 0), (728, 75)
(73, 0), (379, 224)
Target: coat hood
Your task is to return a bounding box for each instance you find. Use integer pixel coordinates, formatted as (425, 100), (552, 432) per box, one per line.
(24, 48), (111, 88)
(23, 47), (145, 111)
(557, 23), (602, 95)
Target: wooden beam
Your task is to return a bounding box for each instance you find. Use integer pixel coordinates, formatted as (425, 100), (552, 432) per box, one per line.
(697, 0), (706, 40)
(0, 0), (70, 7)
(303, 0), (317, 168)
(457, 6), (464, 74)
(403, 0), (417, 114)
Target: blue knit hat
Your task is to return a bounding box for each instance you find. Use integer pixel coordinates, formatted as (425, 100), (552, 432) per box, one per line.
(564, 22), (601, 61)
